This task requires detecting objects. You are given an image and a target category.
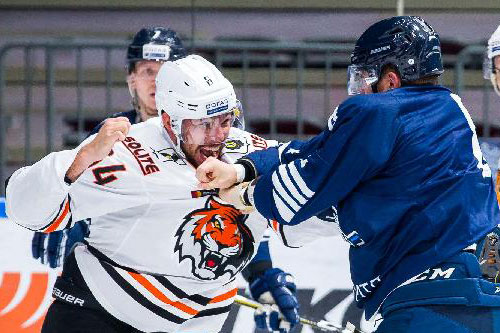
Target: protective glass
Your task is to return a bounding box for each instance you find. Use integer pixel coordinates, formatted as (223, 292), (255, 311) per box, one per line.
(134, 63), (161, 80)
(180, 106), (244, 145)
(483, 52), (496, 80)
(347, 65), (379, 95)
(232, 99), (245, 130)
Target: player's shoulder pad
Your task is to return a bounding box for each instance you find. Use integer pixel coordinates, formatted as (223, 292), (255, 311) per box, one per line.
(223, 128), (271, 156)
(97, 118), (161, 161)
(331, 92), (400, 130)
(98, 119), (165, 176)
(119, 118), (171, 157)
(339, 93), (380, 114)
(110, 109), (138, 123)
(126, 117), (163, 139)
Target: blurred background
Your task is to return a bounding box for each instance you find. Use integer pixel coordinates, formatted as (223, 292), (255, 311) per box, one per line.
(0, 2), (499, 332)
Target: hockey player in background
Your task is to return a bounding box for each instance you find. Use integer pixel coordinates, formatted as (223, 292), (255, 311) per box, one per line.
(5, 55), (322, 332)
(485, 24), (500, 203)
(196, 16), (500, 332)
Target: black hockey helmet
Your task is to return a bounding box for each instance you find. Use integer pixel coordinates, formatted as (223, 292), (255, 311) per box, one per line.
(348, 16), (443, 95)
(127, 26), (187, 73)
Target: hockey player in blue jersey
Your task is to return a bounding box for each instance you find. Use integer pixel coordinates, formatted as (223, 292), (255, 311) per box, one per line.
(197, 16), (500, 332)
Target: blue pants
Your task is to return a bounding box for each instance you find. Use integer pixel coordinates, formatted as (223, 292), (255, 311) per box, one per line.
(376, 304), (500, 333)
(376, 252), (500, 333)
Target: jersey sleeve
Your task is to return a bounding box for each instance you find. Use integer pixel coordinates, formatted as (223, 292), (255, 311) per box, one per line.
(268, 205), (340, 247)
(6, 138), (149, 232)
(251, 97), (400, 225)
(241, 230), (273, 281)
(243, 121), (332, 176)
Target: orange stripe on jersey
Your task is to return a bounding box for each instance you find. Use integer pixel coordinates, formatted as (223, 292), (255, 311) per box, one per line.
(128, 272), (199, 316)
(496, 170), (500, 207)
(44, 199), (70, 233)
(272, 219), (279, 232)
(208, 288), (237, 304)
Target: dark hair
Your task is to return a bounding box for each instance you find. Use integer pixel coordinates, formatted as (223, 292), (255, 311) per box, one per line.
(381, 64), (439, 86)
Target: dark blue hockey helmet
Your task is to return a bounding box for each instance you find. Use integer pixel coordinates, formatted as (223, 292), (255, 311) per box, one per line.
(348, 16), (443, 95)
(127, 27), (187, 73)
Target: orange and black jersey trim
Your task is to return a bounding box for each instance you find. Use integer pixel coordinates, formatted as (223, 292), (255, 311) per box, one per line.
(37, 195), (73, 233)
(87, 245), (236, 324)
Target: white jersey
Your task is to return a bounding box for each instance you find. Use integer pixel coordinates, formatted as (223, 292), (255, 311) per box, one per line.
(6, 117), (337, 332)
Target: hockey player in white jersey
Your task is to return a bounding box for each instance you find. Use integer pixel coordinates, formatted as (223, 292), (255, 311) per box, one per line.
(5, 54), (335, 332)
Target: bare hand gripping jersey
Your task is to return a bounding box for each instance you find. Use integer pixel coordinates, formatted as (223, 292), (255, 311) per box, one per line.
(6, 117), (337, 332)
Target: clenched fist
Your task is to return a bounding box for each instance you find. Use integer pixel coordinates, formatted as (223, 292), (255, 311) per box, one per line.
(65, 117), (131, 182)
(84, 117), (131, 163)
(196, 157), (238, 190)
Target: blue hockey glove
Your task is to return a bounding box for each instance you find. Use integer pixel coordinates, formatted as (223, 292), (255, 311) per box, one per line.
(31, 219), (90, 268)
(254, 304), (292, 333)
(249, 268), (299, 332)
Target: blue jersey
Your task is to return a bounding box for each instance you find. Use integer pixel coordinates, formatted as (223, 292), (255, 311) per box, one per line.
(246, 85), (500, 318)
(89, 109), (139, 136)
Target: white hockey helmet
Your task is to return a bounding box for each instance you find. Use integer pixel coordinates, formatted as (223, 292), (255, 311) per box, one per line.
(155, 54), (243, 148)
(484, 25), (500, 95)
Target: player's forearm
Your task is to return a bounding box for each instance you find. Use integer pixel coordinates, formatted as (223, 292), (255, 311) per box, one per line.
(241, 134), (325, 178)
(5, 149), (79, 228)
(251, 172), (284, 222)
(65, 145), (99, 183)
(241, 147), (280, 179)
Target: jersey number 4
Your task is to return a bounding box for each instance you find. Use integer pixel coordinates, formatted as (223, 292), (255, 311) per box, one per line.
(452, 94), (491, 178)
(92, 165), (126, 185)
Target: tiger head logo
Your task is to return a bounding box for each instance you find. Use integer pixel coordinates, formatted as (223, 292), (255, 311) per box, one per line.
(174, 196), (255, 280)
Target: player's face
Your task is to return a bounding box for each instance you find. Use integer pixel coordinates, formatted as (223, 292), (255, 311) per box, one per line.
(130, 60), (163, 118)
(494, 56), (500, 92)
(180, 113), (233, 167)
